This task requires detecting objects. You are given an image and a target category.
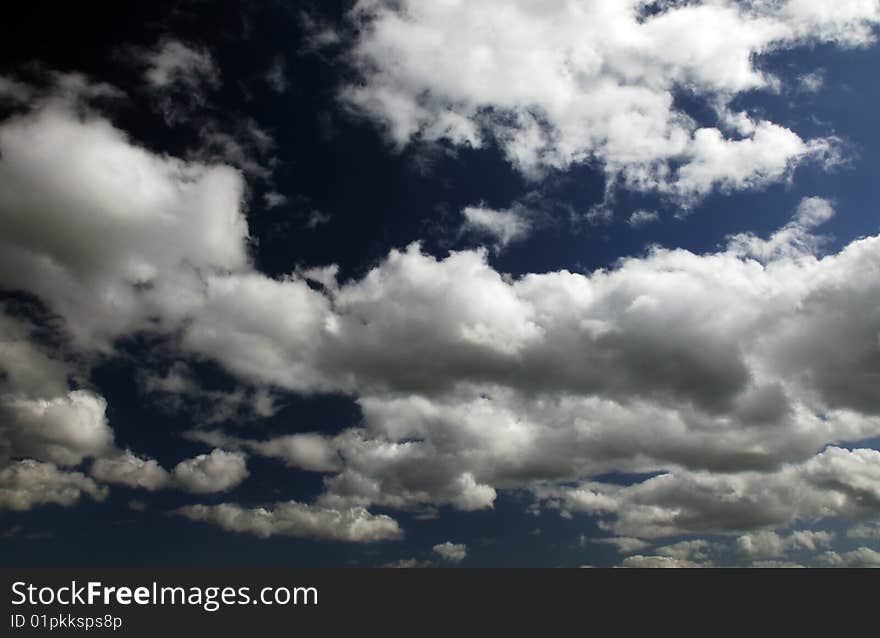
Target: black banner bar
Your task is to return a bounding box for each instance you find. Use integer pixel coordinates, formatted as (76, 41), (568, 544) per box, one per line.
(0, 568), (874, 635)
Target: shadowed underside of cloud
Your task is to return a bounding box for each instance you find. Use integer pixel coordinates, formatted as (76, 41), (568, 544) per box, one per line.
(1, 55), (880, 553)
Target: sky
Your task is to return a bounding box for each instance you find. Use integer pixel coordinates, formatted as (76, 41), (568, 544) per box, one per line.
(2, 0), (880, 568)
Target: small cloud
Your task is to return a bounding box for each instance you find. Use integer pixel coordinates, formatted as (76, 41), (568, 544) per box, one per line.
(140, 39), (219, 92)
(306, 210), (332, 229)
(592, 536), (651, 554)
(627, 210), (660, 228)
(797, 70), (825, 93)
(462, 205), (531, 249)
(134, 38), (220, 125)
(384, 558), (433, 568)
(432, 541), (467, 562)
(299, 10), (342, 52)
(265, 55), (288, 94)
(264, 191), (289, 209)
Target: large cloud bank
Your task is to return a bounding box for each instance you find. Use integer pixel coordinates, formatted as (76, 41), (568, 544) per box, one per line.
(2, 49), (880, 556)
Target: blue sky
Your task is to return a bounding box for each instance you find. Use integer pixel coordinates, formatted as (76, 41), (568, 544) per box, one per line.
(2, 1), (880, 568)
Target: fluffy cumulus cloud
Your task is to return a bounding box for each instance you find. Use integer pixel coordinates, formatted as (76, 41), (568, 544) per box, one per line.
(5, 68), (880, 556)
(1, 391), (114, 467)
(340, 0), (875, 202)
(533, 447), (880, 539)
(164, 197), (880, 542)
(171, 449), (249, 494)
(0, 460), (107, 511)
(175, 501), (403, 542)
(0, 79), (248, 350)
(737, 530), (834, 559)
(90, 450), (172, 491)
(432, 541), (468, 562)
(818, 547), (880, 567)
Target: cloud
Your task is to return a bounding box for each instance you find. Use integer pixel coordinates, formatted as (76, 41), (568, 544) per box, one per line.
(384, 558), (432, 568)
(0, 76), (33, 104)
(0, 311), (116, 469)
(0, 79), (249, 350)
(137, 39), (220, 125)
(737, 530), (834, 559)
(339, 1), (872, 203)
(626, 210), (660, 228)
(818, 547), (880, 567)
(655, 539), (714, 562)
(176, 501), (403, 542)
(5, 71), (880, 550)
(534, 447), (880, 539)
(846, 523), (880, 540)
(619, 555), (705, 568)
(432, 541), (467, 562)
(142, 40), (219, 90)
(142, 361), (278, 425)
(263, 191), (289, 209)
(461, 205), (532, 248)
(798, 70), (826, 93)
(306, 210), (332, 229)
(185, 430), (341, 473)
(751, 560), (806, 568)
(171, 449), (249, 494)
(265, 56), (288, 93)
(0, 460), (107, 511)
(592, 536), (651, 554)
(90, 450), (172, 491)
(0, 391), (114, 467)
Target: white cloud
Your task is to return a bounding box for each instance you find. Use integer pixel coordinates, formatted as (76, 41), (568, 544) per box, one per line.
(142, 40), (219, 90)
(819, 547), (880, 567)
(627, 210), (660, 228)
(91, 450), (171, 491)
(535, 447), (880, 539)
(5, 71), (880, 550)
(138, 39), (220, 125)
(737, 529), (834, 559)
(1, 391), (114, 467)
(593, 536), (651, 554)
(798, 70), (826, 93)
(340, 0), (873, 203)
(171, 449), (249, 494)
(0, 460), (107, 511)
(176, 501), (402, 542)
(432, 541), (467, 562)
(846, 523), (880, 540)
(462, 205), (532, 248)
(655, 539), (714, 562)
(750, 560), (806, 568)
(619, 555), (705, 568)
(0, 83), (249, 350)
(185, 430), (341, 473)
